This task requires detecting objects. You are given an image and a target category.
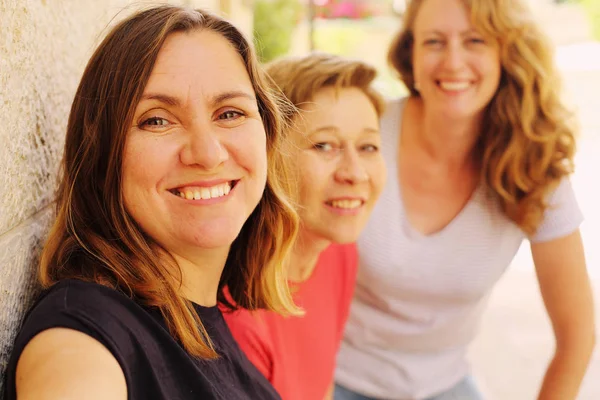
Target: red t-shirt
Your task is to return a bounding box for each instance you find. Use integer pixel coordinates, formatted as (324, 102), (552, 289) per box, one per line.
(223, 243), (358, 400)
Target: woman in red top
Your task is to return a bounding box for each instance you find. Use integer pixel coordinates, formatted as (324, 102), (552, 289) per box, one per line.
(223, 52), (387, 400)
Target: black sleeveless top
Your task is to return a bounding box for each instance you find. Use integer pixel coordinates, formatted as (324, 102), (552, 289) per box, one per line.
(3, 279), (280, 400)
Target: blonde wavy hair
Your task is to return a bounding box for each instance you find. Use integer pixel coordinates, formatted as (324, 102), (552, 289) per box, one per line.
(40, 6), (299, 359)
(389, 0), (577, 235)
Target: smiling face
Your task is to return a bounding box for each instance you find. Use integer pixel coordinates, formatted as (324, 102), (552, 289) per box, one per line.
(290, 86), (386, 244)
(411, 0), (501, 120)
(122, 29), (267, 259)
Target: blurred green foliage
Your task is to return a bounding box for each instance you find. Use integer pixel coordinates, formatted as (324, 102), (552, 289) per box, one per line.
(313, 23), (364, 55)
(581, 0), (600, 40)
(253, 0), (303, 63)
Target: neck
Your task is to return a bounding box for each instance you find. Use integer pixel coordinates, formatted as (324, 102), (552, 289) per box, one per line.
(169, 246), (230, 307)
(417, 98), (482, 169)
(286, 229), (330, 283)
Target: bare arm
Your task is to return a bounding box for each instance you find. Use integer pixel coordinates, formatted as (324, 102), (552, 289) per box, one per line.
(532, 230), (596, 400)
(16, 328), (127, 400)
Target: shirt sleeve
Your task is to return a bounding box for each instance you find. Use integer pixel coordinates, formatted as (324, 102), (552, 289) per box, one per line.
(530, 178), (584, 243)
(222, 310), (274, 382)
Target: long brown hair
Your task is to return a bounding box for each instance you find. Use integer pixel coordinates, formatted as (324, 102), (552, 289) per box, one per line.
(40, 5), (299, 358)
(388, 0), (576, 235)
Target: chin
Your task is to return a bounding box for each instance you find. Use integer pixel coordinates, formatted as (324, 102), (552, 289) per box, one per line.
(185, 225), (244, 250)
(328, 230), (360, 245)
(440, 107), (479, 121)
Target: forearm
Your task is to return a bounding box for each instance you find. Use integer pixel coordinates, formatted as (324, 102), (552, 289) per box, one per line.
(537, 338), (596, 400)
(530, 231), (596, 400)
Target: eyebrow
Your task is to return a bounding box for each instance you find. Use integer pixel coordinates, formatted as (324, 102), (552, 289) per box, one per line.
(139, 90), (256, 109)
(210, 90), (256, 106)
(140, 93), (182, 107)
(362, 128), (380, 134)
(308, 126), (380, 136)
(421, 29), (481, 36)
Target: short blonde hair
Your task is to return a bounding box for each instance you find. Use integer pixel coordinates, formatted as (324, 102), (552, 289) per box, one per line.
(265, 52), (385, 117)
(388, 0), (576, 235)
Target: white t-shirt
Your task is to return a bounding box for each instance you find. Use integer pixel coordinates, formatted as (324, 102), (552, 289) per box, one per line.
(335, 98), (584, 399)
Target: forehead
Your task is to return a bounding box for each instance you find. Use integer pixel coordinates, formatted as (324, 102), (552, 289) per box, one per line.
(292, 86), (379, 138)
(143, 29), (254, 99)
(303, 86), (375, 114)
(414, 0), (473, 33)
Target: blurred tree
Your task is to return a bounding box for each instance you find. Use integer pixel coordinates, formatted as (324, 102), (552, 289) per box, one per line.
(253, 0), (303, 62)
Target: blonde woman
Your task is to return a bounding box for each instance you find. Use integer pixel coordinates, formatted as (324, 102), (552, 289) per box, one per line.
(334, 0), (596, 399)
(224, 53), (386, 400)
(4, 6), (299, 399)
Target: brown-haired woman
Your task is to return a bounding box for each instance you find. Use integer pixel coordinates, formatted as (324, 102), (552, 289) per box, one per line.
(334, 0), (595, 399)
(3, 5), (299, 400)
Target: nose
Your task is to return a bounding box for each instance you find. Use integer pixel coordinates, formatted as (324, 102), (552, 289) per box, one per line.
(442, 40), (466, 71)
(180, 123), (229, 170)
(334, 148), (369, 184)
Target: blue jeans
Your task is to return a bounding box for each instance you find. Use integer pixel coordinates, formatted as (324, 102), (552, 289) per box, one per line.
(334, 376), (484, 400)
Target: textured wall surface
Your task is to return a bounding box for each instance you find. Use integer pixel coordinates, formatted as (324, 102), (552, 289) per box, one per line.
(0, 0), (249, 392)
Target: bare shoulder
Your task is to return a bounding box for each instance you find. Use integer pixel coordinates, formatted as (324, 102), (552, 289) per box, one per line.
(16, 327), (127, 400)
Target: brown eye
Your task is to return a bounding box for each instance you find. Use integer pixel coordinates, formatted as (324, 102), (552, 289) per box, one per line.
(140, 117), (170, 127)
(467, 37), (486, 44)
(218, 110), (244, 120)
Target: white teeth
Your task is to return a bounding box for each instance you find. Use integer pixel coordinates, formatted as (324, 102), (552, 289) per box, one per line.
(330, 199), (362, 209)
(439, 81), (470, 91)
(178, 182), (233, 201)
(200, 187), (211, 200)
